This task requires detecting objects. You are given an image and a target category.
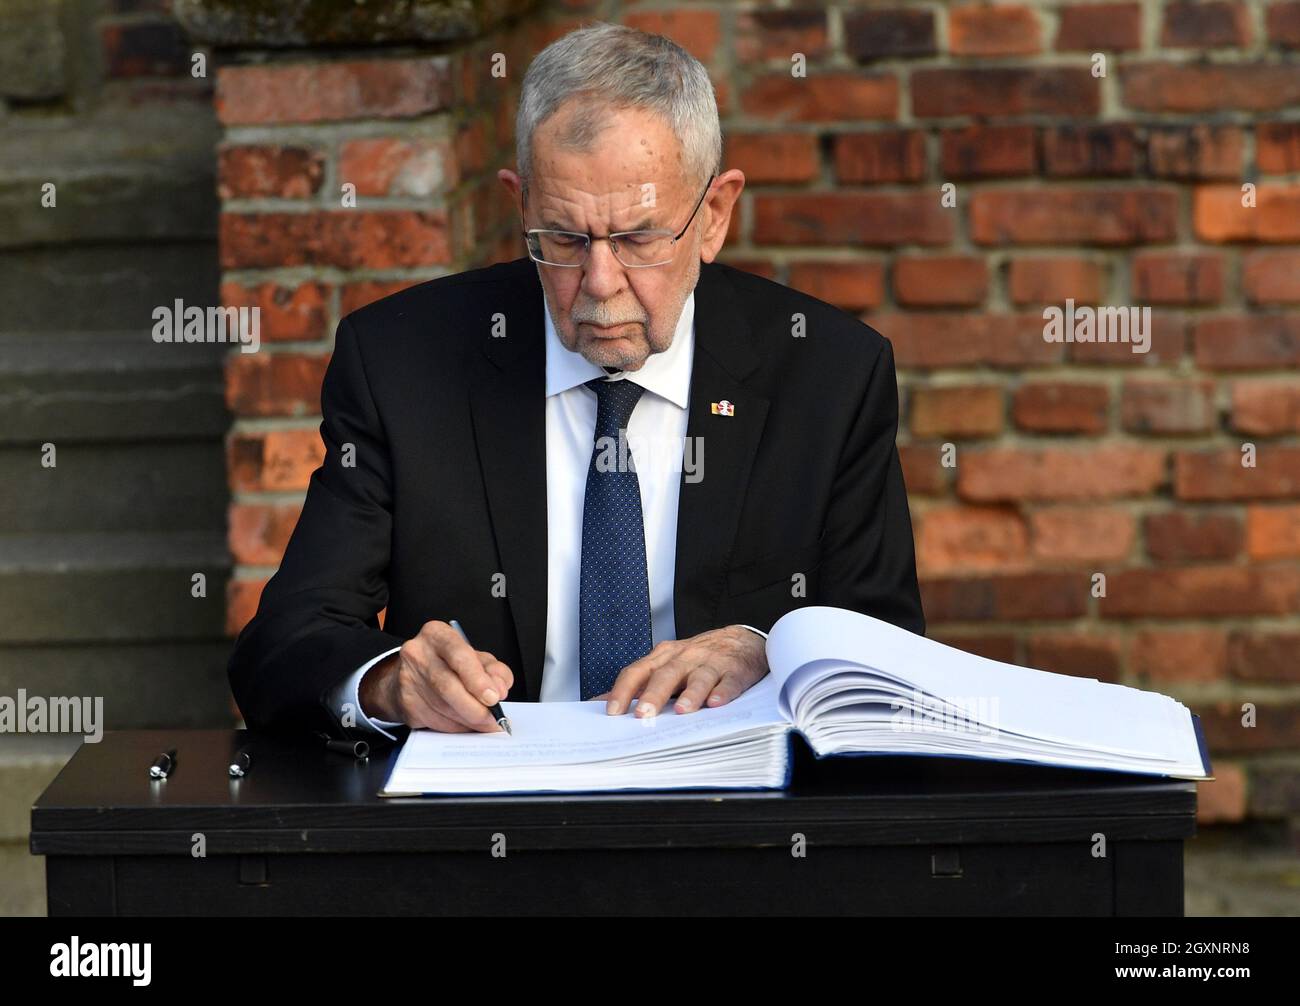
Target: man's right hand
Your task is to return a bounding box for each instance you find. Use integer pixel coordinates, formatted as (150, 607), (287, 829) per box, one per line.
(358, 620), (515, 732)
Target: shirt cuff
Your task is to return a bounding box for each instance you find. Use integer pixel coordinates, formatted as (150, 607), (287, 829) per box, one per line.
(738, 624), (769, 640)
(326, 646), (404, 741)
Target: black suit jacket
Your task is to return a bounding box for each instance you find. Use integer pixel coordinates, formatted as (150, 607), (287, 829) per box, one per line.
(228, 256), (924, 734)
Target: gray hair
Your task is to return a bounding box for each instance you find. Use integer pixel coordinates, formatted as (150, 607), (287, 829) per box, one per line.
(515, 21), (722, 204)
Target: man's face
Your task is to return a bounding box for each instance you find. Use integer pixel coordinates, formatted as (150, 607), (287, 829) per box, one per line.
(520, 103), (706, 372)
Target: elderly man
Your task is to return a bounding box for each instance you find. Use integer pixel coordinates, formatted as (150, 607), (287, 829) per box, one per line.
(228, 22), (924, 740)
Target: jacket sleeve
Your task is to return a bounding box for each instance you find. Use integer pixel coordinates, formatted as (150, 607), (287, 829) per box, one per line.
(227, 314), (408, 734)
(817, 334), (925, 637)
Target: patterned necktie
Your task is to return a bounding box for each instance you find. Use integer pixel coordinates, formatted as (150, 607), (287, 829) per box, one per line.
(579, 377), (653, 700)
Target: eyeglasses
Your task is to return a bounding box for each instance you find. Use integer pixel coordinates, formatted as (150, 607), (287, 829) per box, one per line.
(522, 174), (716, 269)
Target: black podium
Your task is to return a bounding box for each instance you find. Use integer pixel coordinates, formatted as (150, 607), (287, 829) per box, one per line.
(31, 729), (1196, 915)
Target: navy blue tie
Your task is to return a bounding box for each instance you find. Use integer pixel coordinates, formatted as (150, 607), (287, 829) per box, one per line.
(579, 377), (653, 701)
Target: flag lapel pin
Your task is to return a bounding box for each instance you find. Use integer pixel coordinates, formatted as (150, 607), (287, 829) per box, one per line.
(710, 399), (735, 416)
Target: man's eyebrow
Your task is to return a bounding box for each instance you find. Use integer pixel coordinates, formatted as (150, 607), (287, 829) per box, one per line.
(540, 216), (660, 232)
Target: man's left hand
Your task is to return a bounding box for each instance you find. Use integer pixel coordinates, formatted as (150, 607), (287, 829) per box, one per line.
(594, 625), (768, 717)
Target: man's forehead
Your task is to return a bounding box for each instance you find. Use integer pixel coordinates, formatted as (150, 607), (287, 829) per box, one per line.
(533, 181), (681, 228)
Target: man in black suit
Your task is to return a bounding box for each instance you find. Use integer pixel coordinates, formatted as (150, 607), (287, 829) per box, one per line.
(227, 22), (923, 739)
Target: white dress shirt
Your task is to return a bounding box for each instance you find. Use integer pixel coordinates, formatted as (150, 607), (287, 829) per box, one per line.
(326, 288), (700, 736)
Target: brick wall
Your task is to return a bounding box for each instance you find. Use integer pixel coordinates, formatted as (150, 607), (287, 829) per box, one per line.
(195, 1), (1300, 831)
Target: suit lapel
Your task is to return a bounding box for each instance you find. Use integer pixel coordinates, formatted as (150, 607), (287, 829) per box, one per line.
(469, 260), (549, 701)
(673, 263), (769, 638)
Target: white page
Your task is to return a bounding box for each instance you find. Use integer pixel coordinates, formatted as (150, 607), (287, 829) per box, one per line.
(767, 606), (1204, 770)
(388, 670), (788, 774)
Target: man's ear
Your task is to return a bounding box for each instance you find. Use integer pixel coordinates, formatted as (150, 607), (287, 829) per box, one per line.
(699, 169), (745, 264)
(498, 168), (524, 213)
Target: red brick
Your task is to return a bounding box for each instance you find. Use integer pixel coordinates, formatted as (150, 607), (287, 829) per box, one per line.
(1192, 315), (1300, 369)
(1007, 258), (1106, 305)
(1197, 701), (1300, 753)
(1246, 504), (1300, 559)
(1103, 565), (1300, 617)
(1243, 251), (1300, 304)
(341, 279), (424, 316)
(729, 132), (819, 184)
(787, 261), (885, 311)
(1232, 381), (1300, 435)
(101, 21), (190, 78)
(834, 130), (926, 184)
(1175, 447), (1300, 500)
(842, 9), (937, 60)
(227, 429), (324, 492)
(1131, 629), (1229, 682)
(228, 502), (303, 566)
(220, 210), (452, 269)
(1123, 63), (1300, 112)
(916, 505), (1028, 575)
(1132, 253), (1225, 305)
(880, 313), (1063, 369)
(1144, 511), (1243, 561)
(1229, 628), (1300, 680)
(970, 188), (1178, 245)
(339, 137), (454, 197)
(1043, 124), (1137, 177)
(225, 353), (330, 418)
(216, 58), (453, 125)
(1148, 125), (1244, 180)
(219, 281), (331, 343)
(1025, 633), (1122, 682)
(899, 444), (949, 495)
(920, 572), (1089, 621)
(959, 446), (1166, 502)
(734, 10), (826, 62)
(949, 5), (1042, 56)
(1257, 122), (1300, 173)
(1121, 380), (1217, 434)
(932, 634), (1018, 663)
(894, 256), (988, 308)
(753, 193), (953, 246)
(1055, 3), (1143, 51)
(217, 145), (325, 199)
(1266, 2), (1300, 45)
(1029, 506), (1136, 562)
(909, 385), (1003, 437)
(1198, 764), (1247, 824)
(1068, 312), (1186, 365)
(940, 125), (1035, 179)
(1012, 382), (1109, 434)
(1194, 184), (1300, 242)
(913, 68), (1099, 117)
(740, 73), (897, 122)
(1161, 1), (1251, 47)
(624, 10), (721, 61)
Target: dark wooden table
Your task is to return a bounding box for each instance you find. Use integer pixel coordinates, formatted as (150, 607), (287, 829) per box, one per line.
(31, 729), (1196, 915)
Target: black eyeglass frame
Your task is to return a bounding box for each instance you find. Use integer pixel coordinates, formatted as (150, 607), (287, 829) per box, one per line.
(521, 173), (717, 268)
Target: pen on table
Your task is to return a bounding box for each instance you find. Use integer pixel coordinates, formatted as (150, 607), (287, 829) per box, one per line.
(149, 747), (176, 780)
(448, 619), (512, 735)
(318, 733), (370, 760)
(229, 746), (253, 778)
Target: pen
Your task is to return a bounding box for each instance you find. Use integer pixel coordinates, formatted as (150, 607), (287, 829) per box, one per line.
(149, 748), (176, 780)
(323, 736), (370, 760)
(448, 619), (512, 735)
(229, 747), (252, 778)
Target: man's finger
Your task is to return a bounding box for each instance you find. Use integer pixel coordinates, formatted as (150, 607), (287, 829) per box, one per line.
(706, 669), (754, 709)
(634, 661), (695, 718)
(432, 625), (503, 706)
(605, 643), (676, 714)
(673, 664), (722, 714)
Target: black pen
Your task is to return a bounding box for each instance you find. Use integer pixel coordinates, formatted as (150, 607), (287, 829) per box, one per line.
(229, 747), (252, 778)
(149, 747), (176, 780)
(448, 619), (512, 735)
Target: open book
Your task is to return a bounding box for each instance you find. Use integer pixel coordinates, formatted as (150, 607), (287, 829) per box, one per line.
(380, 606), (1212, 796)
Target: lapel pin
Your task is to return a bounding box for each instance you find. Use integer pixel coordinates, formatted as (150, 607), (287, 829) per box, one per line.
(710, 400), (735, 416)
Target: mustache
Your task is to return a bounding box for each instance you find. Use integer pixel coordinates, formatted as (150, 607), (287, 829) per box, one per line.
(569, 304), (647, 327)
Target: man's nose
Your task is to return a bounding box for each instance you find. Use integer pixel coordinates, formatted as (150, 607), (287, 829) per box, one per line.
(581, 237), (626, 300)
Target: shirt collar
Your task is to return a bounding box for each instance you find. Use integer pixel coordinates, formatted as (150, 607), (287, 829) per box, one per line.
(544, 289), (694, 410)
